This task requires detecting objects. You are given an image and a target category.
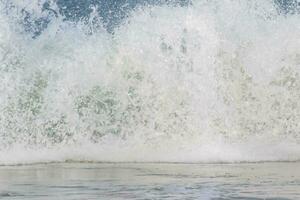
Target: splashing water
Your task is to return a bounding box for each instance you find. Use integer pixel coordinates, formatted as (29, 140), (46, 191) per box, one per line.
(0, 0), (300, 165)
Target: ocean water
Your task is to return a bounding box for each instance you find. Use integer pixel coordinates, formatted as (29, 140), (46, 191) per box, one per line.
(1, 0), (300, 199)
(0, 0), (300, 163)
(1, 162), (300, 199)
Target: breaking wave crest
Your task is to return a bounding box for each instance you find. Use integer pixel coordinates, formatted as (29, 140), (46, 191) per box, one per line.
(0, 0), (300, 165)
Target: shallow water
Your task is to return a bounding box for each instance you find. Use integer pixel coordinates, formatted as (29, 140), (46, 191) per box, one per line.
(0, 162), (299, 200)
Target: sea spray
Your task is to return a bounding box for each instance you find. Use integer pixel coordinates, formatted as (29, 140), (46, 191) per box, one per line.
(0, 0), (300, 164)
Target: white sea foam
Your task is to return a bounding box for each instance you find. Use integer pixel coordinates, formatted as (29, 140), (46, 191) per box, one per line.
(0, 0), (300, 165)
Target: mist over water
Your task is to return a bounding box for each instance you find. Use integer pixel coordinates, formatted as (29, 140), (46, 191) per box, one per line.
(0, 0), (300, 165)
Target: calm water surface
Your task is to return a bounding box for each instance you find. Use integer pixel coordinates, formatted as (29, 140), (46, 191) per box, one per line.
(0, 162), (299, 199)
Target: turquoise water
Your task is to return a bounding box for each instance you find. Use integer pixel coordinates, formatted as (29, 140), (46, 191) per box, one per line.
(0, 162), (300, 199)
